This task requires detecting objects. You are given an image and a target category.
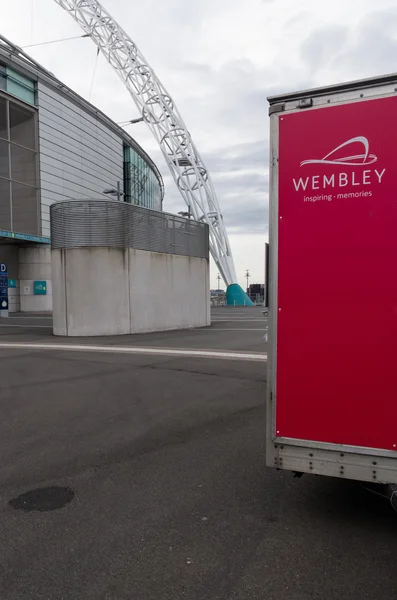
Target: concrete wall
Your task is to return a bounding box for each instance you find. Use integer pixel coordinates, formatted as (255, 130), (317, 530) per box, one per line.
(8, 281), (20, 313)
(0, 244), (52, 313)
(52, 247), (210, 337)
(18, 246), (52, 312)
(129, 250), (210, 333)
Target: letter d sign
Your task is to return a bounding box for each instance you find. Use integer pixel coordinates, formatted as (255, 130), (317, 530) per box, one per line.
(0, 264), (7, 273)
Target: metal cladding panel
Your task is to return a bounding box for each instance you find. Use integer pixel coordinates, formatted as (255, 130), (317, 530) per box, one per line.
(37, 81), (124, 234)
(50, 200), (209, 259)
(276, 95), (397, 452)
(38, 122), (122, 170)
(38, 88), (120, 145)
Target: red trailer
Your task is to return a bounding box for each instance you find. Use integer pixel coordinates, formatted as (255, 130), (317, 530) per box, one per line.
(266, 75), (397, 491)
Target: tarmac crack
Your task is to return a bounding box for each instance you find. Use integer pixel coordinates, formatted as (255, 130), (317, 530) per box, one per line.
(141, 362), (267, 382)
(0, 364), (138, 393)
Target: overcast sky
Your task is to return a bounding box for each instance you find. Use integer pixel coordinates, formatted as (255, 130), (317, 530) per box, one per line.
(3, 0), (397, 288)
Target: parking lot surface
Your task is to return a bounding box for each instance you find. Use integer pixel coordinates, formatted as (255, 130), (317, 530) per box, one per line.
(1, 308), (396, 600)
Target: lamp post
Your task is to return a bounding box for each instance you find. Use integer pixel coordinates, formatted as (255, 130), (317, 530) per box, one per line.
(245, 269), (250, 294)
(178, 205), (192, 219)
(103, 181), (125, 202)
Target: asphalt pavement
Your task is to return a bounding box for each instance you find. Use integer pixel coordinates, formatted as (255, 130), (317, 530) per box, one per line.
(1, 307), (396, 600)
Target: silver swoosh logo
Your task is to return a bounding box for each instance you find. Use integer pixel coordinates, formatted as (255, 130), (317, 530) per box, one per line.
(301, 136), (378, 167)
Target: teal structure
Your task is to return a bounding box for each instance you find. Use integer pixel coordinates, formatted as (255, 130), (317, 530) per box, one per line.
(226, 284), (255, 307)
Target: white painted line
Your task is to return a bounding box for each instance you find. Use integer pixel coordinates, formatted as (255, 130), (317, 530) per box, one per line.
(7, 316), (53, 320)
(209, 328), (266, 331)
(0, 342), (267, 362)
(0, 323), (265, 332)
(212, 319), (266, 323)
(0, 323), (53, 328)
(0, 324), (265, 332)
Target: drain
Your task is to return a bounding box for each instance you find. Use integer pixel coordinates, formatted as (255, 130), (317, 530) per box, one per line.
(9, 486), (75, 512)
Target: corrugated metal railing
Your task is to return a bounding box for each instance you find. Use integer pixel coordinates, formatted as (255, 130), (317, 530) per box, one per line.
(50, 199), (209, 259)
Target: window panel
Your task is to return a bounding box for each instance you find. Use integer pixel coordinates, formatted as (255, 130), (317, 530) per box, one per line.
(0, 97), (7, 140)
(0, 65), (5, 92)
(6, 68), (35, 90)
(123, 144), (161, 210)
(6, 68), (35, 106)
(0, 139), (9, 179)
(10, 144), (37, 186)
(11, 182), (38, 234)
(7, 81), (35, 105)
(9, 104), (36, 149)
(0, 177), (11, 231)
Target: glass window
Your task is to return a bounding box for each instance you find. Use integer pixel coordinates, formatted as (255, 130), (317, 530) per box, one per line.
(0, 96), (39, 235)
(0, 139), (9, 178)
(10, 144), (37, 186)
(9, 103), (36, 149)
(11, 182), (38, 234)
(0, 177), (11, 231)
(0, 98), (7, 140)
(123, 144), (162, 210)
(6, 68), (35, 105)
(0, 65), (5, 92)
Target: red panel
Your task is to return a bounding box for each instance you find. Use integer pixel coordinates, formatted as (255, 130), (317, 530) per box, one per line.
(276, 97), (397, 451)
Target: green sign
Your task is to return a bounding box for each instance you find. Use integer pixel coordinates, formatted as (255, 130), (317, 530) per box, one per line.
(8, 279), (16, 288)
(33, 280), (47, 295)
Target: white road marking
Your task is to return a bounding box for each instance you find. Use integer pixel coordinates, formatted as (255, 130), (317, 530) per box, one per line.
(212, 319), (266, 323)
(0, 342), (267, 362)
(0, 323), (53, 328)
(209, 328), (266, 331)
(0, 324), (265, 332)
(0, 323), (266, 332)
(6, 316), (53, 320)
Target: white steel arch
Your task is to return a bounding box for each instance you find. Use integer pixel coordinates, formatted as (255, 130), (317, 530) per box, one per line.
(52, 0), (237, 286)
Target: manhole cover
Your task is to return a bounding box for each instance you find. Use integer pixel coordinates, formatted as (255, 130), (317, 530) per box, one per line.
(9, 486), (74, 512)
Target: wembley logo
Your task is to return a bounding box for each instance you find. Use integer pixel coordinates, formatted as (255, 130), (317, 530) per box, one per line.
(293, 136), (385, 192)
(300, 136), (378, 167)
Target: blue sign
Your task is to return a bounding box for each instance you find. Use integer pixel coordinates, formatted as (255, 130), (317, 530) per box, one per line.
(34, 280), (47, 295)
(0, 231), (50, 244)
(8, 279), (16, 288)
(0, 264), (8, 311)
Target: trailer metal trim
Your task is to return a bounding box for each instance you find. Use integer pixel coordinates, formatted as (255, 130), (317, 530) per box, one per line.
(272, 442), (397, 484)
(266, 111), (279, 469)
(268, 72), (397, 105)
(275, 436), (397, 458)
(268, 80), (397, 119)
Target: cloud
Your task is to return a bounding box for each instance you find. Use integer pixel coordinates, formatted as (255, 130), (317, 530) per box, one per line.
(157, 139), (268, 235)
(301, 26), (349, 74)
(206, 140), (268, 174)
(329, 8), (397, 79)
(284, 12), (310, 28)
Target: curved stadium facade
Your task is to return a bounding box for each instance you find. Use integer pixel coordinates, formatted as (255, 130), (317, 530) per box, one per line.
(0, 37), (164, 312)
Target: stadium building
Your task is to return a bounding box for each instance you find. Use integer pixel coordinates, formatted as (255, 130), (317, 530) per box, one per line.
(0, 37), (164, 312)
